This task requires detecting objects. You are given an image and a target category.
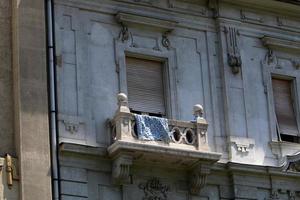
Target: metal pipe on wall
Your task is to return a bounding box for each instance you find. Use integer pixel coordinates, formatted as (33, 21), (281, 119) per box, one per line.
(45, 0), (61, 199)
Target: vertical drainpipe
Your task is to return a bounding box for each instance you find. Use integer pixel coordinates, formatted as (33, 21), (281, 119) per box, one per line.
(45, 0), (61, 199)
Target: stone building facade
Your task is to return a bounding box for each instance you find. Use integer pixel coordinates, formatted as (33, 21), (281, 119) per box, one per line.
(0, 0), (300, 200)
(54, 0), (300, 199)
(0, 0), (52, 199)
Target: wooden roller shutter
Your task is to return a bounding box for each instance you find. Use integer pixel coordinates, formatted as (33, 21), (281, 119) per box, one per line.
(272, 78), (299, 136)
(126, 57), (166, 116)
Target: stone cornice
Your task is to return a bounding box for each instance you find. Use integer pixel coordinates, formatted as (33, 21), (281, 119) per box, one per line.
(262, 36), (300, 53)
(116, 12), (178, 32)
(221, 0), (300, 18)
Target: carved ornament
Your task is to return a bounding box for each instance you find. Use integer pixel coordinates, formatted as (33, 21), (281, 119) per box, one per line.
(229, 136), (255, 154)
(189, 164), (210, 194)
(119, 24), (130, 42)
(63, 120), (79, 134)
(268, 189), (279, 200)
(292, 59), (300, 69)
(112, 155), (133, 185)
(162, 31), (171, 49)
(224, 26), (242, 74)
(116, 12), (177, 32)
(139, 178), (169, 200)
(281, 151), (300, 172)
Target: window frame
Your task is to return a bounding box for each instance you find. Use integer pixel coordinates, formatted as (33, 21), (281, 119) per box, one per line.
(263, 60), (300, 142)
(125, 56), (168, 117)
(114, 41), (178, 119)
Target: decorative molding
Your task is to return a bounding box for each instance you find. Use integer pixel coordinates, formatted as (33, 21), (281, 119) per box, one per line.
(263, 49), (278, 67)
(261, 36), (300, 53)
(116, 12), (178, 32)
(189, 164), (211, 194)
(119, 24), (130, 42)
(288, 191), (296, 200)
(208, 0), (219, 17)
(222, 0), (300, 18)
(162, 31), (171, 49)
(281, 151), (300, 172)
(139, 178), (169, 200)
(168, 0), (207, 17)
(58, 114), (85, 135)
(224, 26), (242, 74)
(63, 120), (79, 134)
(268, 189), (280, 200)
(292, 59), (300, 69)
(240, 10), (263, 23)
(229, 136), (255, 153)
(112, 155), (133, 185)
(132, 0), (155, 4)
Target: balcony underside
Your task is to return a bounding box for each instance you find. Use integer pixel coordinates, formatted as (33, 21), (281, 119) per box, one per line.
(108, 140), (221, 169)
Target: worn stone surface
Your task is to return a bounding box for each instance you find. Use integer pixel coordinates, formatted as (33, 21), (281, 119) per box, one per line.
(12, 0), (52, 199)
(54, 0), (300, 199)
(0, 0), (15, 157)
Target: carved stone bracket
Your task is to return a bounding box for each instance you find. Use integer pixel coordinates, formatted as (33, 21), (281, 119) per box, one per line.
(208, 0), (219, 18)
(281, 151), (300, 172)
(162, 31), (171, 49)
(224, 26), (242, 74)
(267, 189), (300, 200)
(268, 189), (280, 200)
(112, 155), (133, 185)
(229, 136), (255, 153)
(139, 178), (169, 200)
(292, 58), (300, 69)
(189, 164), (211, 195)
(264, 49), (278, 67)
(119, 24), (130, 42)
(63, 120), (79, 134)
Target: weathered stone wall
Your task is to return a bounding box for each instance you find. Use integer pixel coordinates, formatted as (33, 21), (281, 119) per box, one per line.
(55, 0), (300, 199)
(12, 0), (52, 199)
(0, 0), (15, 157)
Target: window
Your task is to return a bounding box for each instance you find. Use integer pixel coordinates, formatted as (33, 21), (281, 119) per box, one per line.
(126, 57), (166, 117)
(272, 77), (300, 142)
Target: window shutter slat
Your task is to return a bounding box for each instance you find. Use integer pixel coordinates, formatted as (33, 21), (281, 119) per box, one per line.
(272, 78), (299, 136)
(126, 57), (166, 115)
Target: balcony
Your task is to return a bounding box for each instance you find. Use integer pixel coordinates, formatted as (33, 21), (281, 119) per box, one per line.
(108, 93), (221, 194)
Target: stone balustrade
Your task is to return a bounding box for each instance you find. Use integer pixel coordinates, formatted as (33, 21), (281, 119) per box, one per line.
(110, 93), (209, 151)
(107, 93), (221, 194)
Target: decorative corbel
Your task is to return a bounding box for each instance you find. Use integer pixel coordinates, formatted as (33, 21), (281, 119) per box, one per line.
(264, 49), (278, 67)
(208, 0), (219, 18)
(281, 151), (300, 172)
(292, 59), (300, 69)
(268, 189), (280, 200)
(63, 120), (79, 134)
(288, 191), (296, 200)
(112, 155), (133, 185)
(162, 31), (171, 49)
(224, 26), (242, 74)
(189, 164), (211, 195)
(119, 23), (130, 42)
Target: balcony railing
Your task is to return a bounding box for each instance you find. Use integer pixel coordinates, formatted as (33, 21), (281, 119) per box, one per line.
(108, 93), (221, 194)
